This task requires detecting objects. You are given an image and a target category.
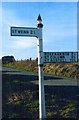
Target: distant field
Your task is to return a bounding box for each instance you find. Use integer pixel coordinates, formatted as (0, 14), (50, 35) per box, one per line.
(3, 60), (79, 79)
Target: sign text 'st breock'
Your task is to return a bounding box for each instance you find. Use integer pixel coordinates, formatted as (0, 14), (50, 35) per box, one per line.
(11, 27), (38, 37)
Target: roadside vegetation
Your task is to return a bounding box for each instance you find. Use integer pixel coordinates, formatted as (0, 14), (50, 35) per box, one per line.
(2, 73), (78, 119)
(44, 62), (79, 79)
(3, 59), (79, 79)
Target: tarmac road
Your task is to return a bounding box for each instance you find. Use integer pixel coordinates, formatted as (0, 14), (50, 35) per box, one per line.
(1, 67), (78, 86)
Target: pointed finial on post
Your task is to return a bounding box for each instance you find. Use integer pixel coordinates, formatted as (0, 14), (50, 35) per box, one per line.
(37, 14), (42, 21)
(37, 14), (43, 28)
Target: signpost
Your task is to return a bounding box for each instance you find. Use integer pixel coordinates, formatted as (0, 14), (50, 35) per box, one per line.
(10, 14), (78, 119)
(10, 14), (46, 119)
(44, 52), (78, 63)
(37, 15), (46, 119)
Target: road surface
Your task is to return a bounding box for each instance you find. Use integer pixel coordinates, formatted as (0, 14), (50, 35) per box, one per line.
(1, 67), (78, 86)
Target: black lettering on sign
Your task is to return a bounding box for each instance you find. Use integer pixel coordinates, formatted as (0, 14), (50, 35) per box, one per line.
(18, 30), (21, 33)
(24, 31), (27, 33)
(23, 30), (29, 34)
(18, 30), (24, 34)
(26, 31), (29, 34)
(30, 30), (33, 34)
(14, 30), (17, 33)
(24, 30), (29, 34)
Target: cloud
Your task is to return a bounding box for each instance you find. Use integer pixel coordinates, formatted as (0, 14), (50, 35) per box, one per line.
(2, 7), (37, 50)
(10, 37), (36, 49)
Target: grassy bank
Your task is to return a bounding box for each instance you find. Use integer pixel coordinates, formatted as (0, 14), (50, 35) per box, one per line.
(44, 62), (79, 79)
(3, 60), (79, 79)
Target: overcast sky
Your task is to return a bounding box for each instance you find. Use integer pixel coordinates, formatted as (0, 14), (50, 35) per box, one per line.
(1, 2), (77, 60)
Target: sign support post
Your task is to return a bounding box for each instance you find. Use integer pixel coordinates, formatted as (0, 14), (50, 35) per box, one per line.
(37, 14), (46, 119)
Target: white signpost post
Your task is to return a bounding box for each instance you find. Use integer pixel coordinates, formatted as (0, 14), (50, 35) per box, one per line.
(10, 14), (46, 119)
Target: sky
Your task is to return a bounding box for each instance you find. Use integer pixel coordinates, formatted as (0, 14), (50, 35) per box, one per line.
(1, 0), (78, 2)
(1, 2), (77, 60)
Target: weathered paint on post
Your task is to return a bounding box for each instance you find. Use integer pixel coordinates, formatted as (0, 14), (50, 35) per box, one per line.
(37, 14), (46, 119)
